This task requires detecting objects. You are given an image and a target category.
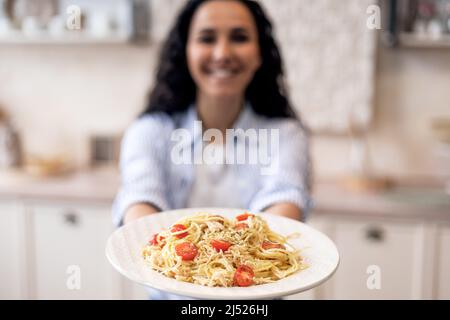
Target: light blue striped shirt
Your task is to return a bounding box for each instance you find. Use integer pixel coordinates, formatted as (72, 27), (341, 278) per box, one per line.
(112, 104), (312, 227)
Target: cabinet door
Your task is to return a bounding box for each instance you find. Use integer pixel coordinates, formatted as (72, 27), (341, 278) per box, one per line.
(30, 202), (121, 299)
(330, 219), (424, 299)
(0, 200), (23, 299)
(436, 225), (450, 299)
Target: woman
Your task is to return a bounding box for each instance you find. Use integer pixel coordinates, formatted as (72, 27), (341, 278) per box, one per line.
(112, 0), (312, 298)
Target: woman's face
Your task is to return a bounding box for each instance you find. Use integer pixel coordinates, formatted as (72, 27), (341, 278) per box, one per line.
(187, 0), (262, 99)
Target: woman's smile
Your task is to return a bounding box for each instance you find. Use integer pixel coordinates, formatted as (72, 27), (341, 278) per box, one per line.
(203, 65), (242, 81)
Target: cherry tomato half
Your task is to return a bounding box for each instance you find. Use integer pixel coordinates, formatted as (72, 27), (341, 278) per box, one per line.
(261, 240), (285, 250)
(175, 242), (198, 261)
(236, 213), (254, 222)
(233, 265), (254, 287)
(149, 233), (165, 246)
(171, 224), (188, 239)
(235, 223), (248, 231)
(210, 239), (232, 252)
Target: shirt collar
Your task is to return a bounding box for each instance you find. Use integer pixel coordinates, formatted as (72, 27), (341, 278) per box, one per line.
(179, 102), (255, 147)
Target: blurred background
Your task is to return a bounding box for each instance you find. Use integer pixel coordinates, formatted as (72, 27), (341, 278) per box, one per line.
(0, 0), (449, 299)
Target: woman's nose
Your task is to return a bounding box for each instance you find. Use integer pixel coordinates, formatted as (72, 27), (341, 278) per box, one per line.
(212, 39), (233, 62)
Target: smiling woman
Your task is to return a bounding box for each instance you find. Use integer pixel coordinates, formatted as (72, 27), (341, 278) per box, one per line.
(143, 0), (295, 120)
(186, 0), (262, 103)
(112, 0), (312, 300)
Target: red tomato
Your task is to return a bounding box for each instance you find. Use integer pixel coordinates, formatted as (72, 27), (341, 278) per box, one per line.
(233, 265), (254, 287)
(149, 233), (165, 246)
(235, 223), (248, 231)
(236, 213), (254, 221)
(210, 239), (232, 252)
(175, 242), (198, 261)
(261, 240), (285, 250)
(171, 224), (188, 239)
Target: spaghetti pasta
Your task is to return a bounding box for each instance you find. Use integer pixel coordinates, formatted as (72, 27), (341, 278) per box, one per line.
(142, 212), (307, 287)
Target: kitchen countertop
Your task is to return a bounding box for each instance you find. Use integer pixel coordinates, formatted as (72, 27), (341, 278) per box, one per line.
(0, 167), (119, 204)
(313, 180), (450, 221)
(0, 168), (449, 221)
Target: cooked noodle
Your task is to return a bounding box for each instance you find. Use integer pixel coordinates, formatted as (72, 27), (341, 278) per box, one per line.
(142, 212), (307, 287)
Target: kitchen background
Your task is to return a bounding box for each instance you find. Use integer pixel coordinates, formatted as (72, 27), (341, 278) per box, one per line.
(0, 0), (449, 300)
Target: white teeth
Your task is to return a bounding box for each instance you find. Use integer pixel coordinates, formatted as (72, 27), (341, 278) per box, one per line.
(210, 69), (234, 79)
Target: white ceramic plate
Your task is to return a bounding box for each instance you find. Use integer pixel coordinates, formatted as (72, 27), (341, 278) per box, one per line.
(106, 208), (339, 300)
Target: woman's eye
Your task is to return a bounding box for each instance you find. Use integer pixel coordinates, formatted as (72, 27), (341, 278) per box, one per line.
(198, 36), (215, 44)
(231, 34), (249, 43)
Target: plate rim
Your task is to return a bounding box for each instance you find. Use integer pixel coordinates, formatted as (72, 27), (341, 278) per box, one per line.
(106, 207), (340, 299)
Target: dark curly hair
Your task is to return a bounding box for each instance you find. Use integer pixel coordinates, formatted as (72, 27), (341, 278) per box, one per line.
(142, 0), (297, 119)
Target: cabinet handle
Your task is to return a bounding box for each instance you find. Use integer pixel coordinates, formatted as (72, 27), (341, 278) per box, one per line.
(63, 211), (79, 226)
(365, 226), (385, 242)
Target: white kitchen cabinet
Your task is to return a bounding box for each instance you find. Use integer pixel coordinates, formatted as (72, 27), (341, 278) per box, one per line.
(0, 200), (24, 299)
(328, 218), (425, 299)
(435, 224), (450, 299)
(122, 280), (149, 300)
(1, 193), (448, 300)
(29, 202), (122, 299)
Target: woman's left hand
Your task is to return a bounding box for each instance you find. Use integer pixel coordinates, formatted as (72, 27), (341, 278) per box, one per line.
(264, 203), (303, 221)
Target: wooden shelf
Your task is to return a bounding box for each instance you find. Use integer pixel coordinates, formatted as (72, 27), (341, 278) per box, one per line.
(0, 32), (139, 45)
(399, 33), (450, 49)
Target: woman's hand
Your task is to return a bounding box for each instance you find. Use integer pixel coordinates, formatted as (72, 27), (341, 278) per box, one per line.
(264, 202), (303, 221)
(124, 202), (303, 225)
(123, 203), (160, 224)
